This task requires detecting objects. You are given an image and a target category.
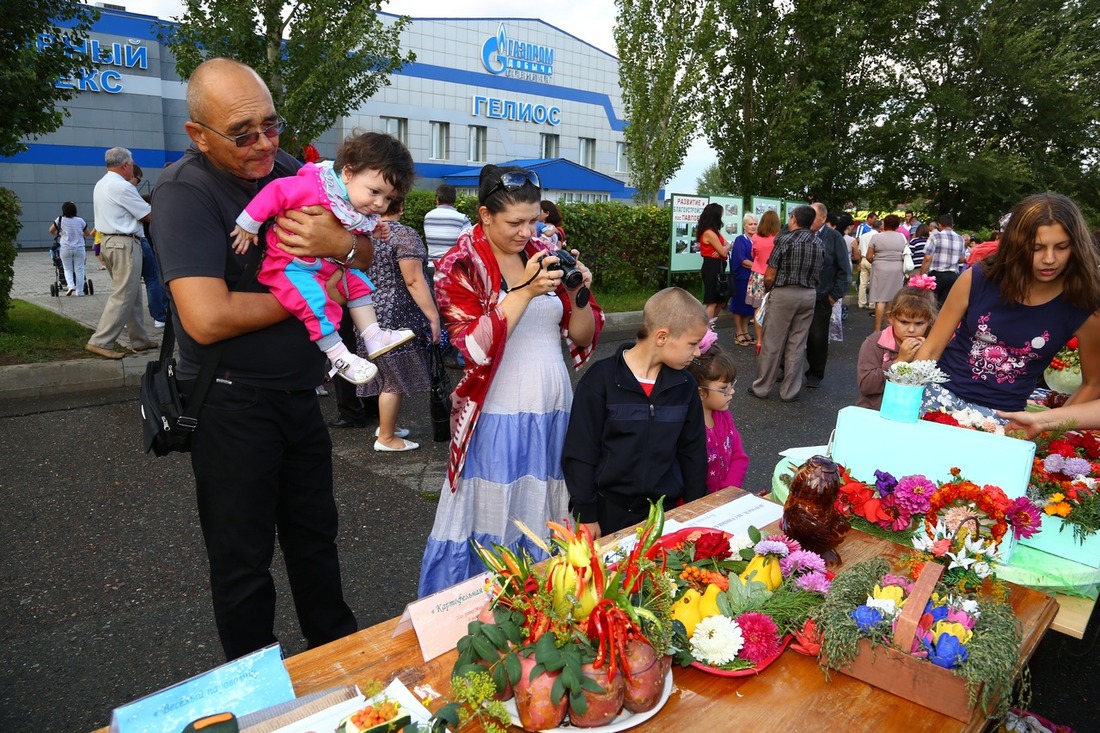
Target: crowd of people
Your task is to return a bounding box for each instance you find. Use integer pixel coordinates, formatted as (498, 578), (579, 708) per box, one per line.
(59, 55), (1100, 668)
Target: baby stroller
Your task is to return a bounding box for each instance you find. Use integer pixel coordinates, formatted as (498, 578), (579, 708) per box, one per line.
(49, 244), (94, 297)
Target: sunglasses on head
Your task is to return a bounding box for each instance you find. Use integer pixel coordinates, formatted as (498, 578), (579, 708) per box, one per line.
(485, 170), (541, 200)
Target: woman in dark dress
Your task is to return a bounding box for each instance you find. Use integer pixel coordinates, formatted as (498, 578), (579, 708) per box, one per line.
(696, 202), (729, 324)
(358, 197), (441, 451)
(729, 213), (757, 345)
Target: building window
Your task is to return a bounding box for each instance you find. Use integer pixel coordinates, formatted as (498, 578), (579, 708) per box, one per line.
(468, 125), (487, 162)
(381, 117), (408, 145)
(541, 133), (560, 159)
(616, 142), (629, 173)
(430, 121), (450, 160)
(578, 137), (596, 168)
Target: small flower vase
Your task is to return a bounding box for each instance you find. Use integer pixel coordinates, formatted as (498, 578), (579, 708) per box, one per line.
(1044, 367), (1082, 396)
(880, 382), (926, 423)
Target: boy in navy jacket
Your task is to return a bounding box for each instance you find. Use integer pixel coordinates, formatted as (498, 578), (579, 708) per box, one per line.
(563, 287), (709, 536)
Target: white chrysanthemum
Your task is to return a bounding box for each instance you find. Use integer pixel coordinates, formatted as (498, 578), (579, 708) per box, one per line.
(690, 615), (744, 666)
(728, 535), (753, 555)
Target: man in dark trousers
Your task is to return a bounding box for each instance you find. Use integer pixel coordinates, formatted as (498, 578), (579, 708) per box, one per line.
(151, 58), (359, 660)
(805, 203), (853, 388)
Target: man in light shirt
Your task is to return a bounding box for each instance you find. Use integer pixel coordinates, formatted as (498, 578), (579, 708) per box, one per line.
(422, 183), (470, 266)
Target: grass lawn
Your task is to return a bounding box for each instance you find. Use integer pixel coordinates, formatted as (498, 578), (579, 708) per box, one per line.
(0, 286), (660, 366)
(0, 300), (93, 366)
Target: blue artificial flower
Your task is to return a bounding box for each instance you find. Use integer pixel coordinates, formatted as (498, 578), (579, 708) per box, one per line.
(928, 632), (969, 669)
(851, 605), (884, 633)
(874, 469), (898, 496)
(923, 601), (950, 624)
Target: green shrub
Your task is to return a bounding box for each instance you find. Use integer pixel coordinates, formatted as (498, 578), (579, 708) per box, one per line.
(0, 187), (22, 330)
(402, 189), (674, 295)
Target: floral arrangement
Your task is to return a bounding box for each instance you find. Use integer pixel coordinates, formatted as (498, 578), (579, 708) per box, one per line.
(832, 466), (1042, 592)
(661, 526), (830, 671)
(812, 557), (1023, 720)
(921, 407), (1006, 435)
(1046, 337), (1080, 375)
(448, 502), (675, 731)
(884, 359), (949, 386)
(1026, 428), (1100, 541)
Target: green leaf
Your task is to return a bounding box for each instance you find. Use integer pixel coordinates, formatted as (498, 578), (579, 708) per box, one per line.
(551, 675), (566, 705)
(748, 526), (762, 544)
(534, 634), (563, 671)
(472, 636), (498, 664)
(480, 623), (507, 650)
(504, 651), (522, 686)
(580, 674), (606, 693)
(490, 660), (509, 693)
(561, 663), (580, 692)
(569, 687), (588, 714)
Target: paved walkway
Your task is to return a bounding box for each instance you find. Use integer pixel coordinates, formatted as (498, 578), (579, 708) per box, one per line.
(2, 249), (160, 398)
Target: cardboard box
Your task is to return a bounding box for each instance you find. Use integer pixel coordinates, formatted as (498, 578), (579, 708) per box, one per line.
(828, 564), (987, 723)
(1020, 516), (1100, 569)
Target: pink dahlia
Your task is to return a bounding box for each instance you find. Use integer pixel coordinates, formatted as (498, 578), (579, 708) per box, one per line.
(734, 611), (781, 665)
(892, 475), (936, 515)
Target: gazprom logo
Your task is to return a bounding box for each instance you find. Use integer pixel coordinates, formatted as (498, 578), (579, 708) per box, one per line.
(481, 23), (554, 77)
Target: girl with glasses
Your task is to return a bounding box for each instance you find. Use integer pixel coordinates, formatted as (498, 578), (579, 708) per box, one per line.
(419, 164), (604, 597)
(688, 337), (750, 495)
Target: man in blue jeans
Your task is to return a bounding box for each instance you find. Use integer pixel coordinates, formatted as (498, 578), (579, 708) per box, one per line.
(130, 164), (168, 327)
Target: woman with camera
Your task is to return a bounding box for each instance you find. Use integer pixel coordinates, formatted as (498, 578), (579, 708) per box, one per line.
(418, 165), (603, 597)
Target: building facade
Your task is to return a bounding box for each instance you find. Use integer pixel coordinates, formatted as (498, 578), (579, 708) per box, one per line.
(1, 6), (634, 249)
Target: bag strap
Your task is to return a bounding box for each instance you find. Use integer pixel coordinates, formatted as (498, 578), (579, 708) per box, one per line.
(167, 263), (258, 431)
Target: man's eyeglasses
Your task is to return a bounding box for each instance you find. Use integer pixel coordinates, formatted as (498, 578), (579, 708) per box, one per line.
(485, 170), (541, 200)
(701, 381), (737, 396)
(193, 118), (286, 148)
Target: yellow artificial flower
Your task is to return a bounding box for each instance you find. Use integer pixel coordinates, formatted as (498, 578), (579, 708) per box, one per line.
(872, 584), (907, 606)
(932, 620), (973, 645)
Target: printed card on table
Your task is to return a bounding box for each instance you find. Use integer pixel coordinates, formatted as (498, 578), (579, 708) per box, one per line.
(687, 493), (785, 538)
(399, 573), (489, 662)
(110, 644), (293, 733)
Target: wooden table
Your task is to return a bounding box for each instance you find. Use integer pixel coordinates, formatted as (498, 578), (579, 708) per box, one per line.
(95, 488), (1059, 733)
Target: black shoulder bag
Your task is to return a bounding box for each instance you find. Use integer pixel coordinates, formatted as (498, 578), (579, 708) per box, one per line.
(140, 266), (254, 456)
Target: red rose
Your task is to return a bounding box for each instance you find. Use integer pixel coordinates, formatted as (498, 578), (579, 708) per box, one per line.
(1048, 439), (1076, 458)
(693, 531), (732, 561)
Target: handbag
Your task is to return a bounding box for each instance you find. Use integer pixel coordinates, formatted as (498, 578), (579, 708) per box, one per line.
(903, 245), (915, 274)
(140, 308), (222, 456)
(140, 266), (252, 456)
(428, 343), (453, 442)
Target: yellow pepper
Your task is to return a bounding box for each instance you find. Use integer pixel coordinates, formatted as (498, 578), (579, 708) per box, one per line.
(671, 589), (703, 638)
(699, 583), (723, 619)
(739, 555), (783, 591)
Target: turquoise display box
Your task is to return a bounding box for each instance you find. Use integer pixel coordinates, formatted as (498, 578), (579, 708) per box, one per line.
(1020, 516), (1100, 568)
(832, 406), (1035, 498)
(880, 382), (924, 422)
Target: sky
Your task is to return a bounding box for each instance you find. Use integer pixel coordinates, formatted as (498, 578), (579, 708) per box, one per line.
(120, 0), (713, 195)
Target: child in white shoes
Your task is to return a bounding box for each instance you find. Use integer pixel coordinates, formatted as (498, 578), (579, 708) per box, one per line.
(230, 132), (416, 384)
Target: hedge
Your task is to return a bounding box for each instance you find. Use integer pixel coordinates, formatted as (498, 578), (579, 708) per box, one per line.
(0, 187), (22, 330)
(402, 191), (674, 294)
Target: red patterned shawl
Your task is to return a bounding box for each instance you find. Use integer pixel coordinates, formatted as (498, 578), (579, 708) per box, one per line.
(434, 223), (604, 491)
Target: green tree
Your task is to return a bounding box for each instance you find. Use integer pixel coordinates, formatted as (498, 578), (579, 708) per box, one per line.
(0, 0), (99, 157)
(163, 0), (415, 157)
(614, 0), (716, 204)
(864, 0), (1100, 228)
(695, 163), (731, 196)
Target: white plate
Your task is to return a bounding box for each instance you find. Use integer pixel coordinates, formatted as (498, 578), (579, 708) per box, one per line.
(503, 668), (673, 732)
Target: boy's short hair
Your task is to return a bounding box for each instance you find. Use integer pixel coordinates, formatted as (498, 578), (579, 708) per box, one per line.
(637, 287), (708, 340)
(334, 131), (416, 197)
(688, 344), (737, 385)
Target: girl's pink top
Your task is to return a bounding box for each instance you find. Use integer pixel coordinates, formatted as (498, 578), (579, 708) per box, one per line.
(705, 408), (749, 494)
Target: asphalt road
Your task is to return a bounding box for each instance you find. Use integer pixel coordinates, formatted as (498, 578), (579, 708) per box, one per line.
(1, 312), (1097, 731)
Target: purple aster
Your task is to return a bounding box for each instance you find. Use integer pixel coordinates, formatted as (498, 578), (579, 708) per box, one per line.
(795, 571), (831, 594)
(753, 539), (791, 557)
(1043, 454), (1067, 474)
(780, 550), (827, 577)
(892, 475), (936, 515)
(875, 470), (898, 496)
(1063, 457), (1092, 477)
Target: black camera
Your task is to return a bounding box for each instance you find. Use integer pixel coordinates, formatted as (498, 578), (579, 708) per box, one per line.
(545, 249), (585, 290)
